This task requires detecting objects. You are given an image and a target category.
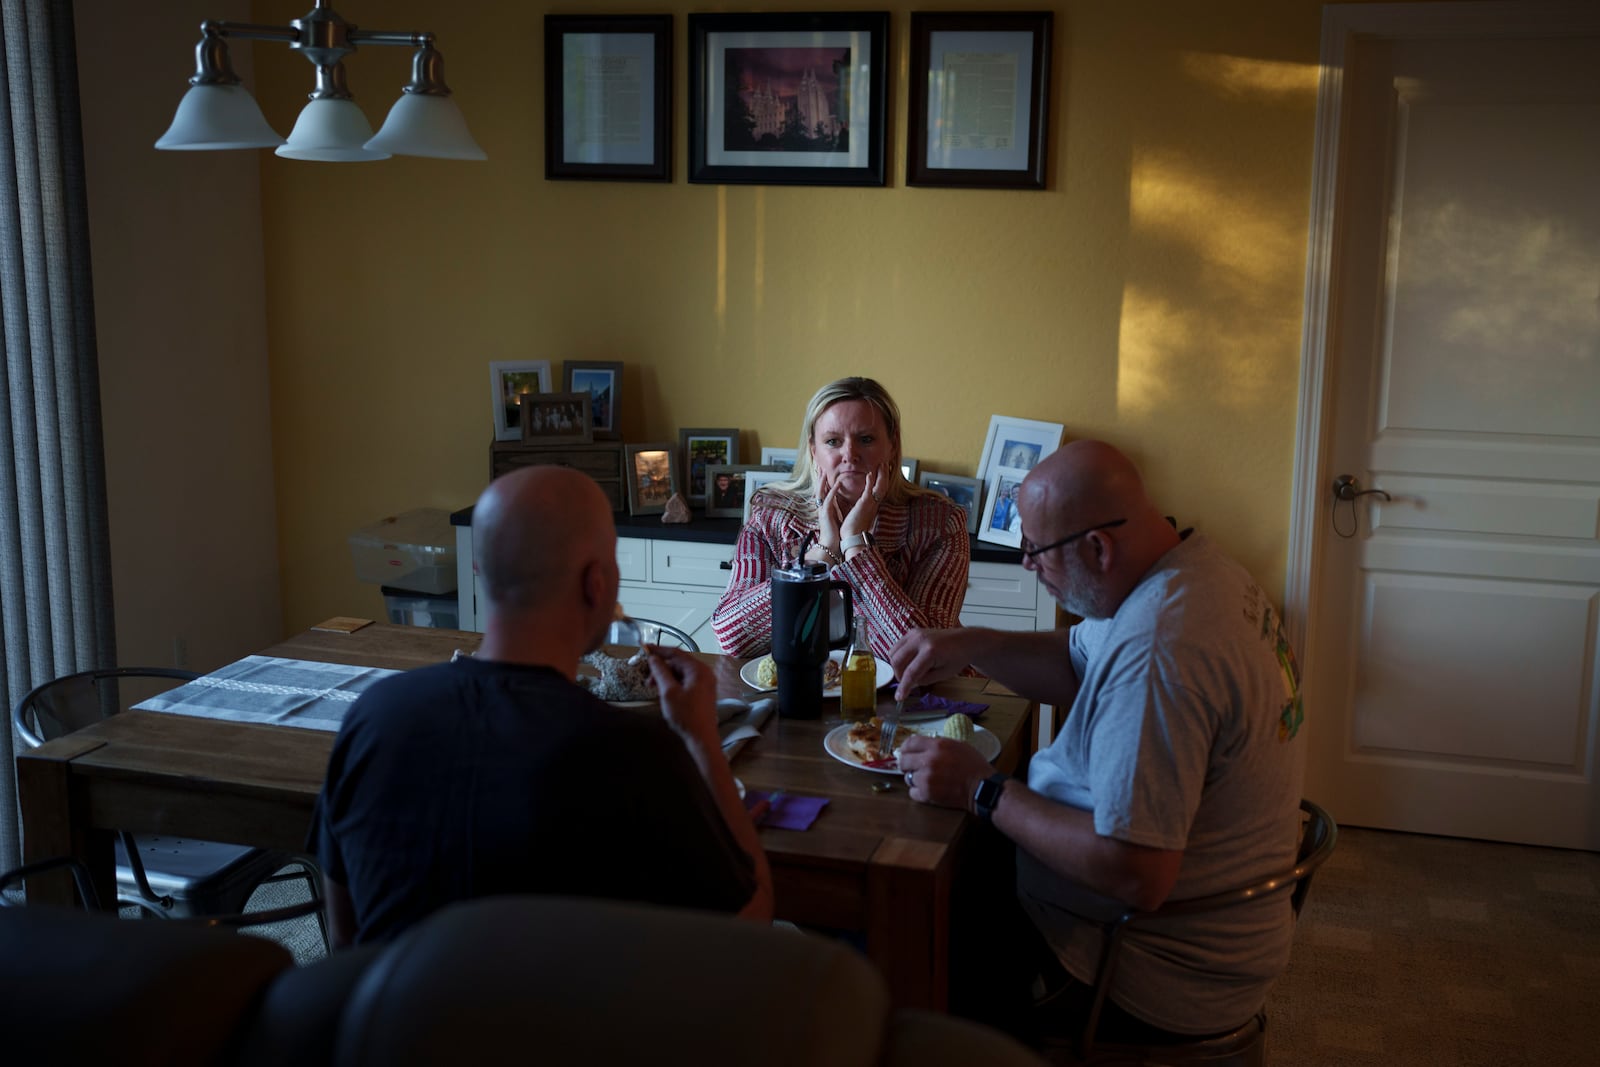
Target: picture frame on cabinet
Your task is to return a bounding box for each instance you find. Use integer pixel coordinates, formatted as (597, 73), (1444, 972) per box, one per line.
(681, 427), (740, 504)
(625, 442), (679, 516)
(563, 360), (623, 440)
(705, 464), (765, 519)
(490, 360), (552, 442)
(976, 414), (1064, 486)
(545, 15), (672, 181)
(687, 11), (888, 187)
(742, 467), (791, 524)
(900, 457), (920, 482)
(759, 446), (798, 471)
(919, 471), (983, 535)
(977, 465), (1030, 548)
(907, 11), (1053, 190)
(519, 391), (593, 446)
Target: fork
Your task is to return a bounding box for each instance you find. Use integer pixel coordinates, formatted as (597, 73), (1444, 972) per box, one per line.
(879, 698), (905, 765)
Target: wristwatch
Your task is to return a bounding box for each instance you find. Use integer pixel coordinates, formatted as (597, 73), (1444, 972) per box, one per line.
(973, 773), (1009, 822)
(840, 531), (876, 552)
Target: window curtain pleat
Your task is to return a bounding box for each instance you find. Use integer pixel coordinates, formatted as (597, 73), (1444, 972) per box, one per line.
(0, 0), (116, 872)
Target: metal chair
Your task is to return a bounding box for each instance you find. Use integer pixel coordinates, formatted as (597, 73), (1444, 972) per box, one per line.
(606, 618), (700, 652)
(1038, 798), (1338, 1066)
(12, 667), (326, 944)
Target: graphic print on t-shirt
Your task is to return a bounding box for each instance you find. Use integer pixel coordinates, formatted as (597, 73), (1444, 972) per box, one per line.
(1244, 585), (1303, 741)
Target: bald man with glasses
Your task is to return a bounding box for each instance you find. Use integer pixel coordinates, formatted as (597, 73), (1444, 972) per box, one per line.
(889, 439), (1305, 1044)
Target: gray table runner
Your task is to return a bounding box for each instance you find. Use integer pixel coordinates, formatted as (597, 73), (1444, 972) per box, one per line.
(132, 655), (400, 731)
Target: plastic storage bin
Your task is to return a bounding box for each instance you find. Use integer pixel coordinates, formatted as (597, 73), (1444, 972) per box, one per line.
(381, 585), (461, 630)
(350, 508), (457, 595)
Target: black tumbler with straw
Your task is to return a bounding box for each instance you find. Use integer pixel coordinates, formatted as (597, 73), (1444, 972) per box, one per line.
(769, 531), (853, 719)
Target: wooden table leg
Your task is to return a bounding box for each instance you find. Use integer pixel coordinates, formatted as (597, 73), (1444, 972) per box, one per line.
(867, 836), (952, 1011)
(15, 738), (115, 909)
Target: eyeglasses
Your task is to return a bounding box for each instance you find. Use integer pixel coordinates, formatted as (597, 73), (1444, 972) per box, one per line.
(1020, 518), (1127, 560)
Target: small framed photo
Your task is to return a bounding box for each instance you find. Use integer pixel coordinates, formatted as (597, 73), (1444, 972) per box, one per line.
(490, 360), (552, 442)
(978, 466), (1030, 548)
(760, 446), (798, 472)
(900, 457), (920, 482)
(681, 427), (740, 505)
(687, 11), (888, 187)
(564, 360), (623, 440)
(919, 471), (983, 535)
(625, 442), (679, 516)
(545, 15), (672, 182)
(520, 391), (592, 446)
(907, 11), (1053, 190)
(705, 464), (765, 519)
(743, 467), (791, 524)
(976, 415), (1064, 486)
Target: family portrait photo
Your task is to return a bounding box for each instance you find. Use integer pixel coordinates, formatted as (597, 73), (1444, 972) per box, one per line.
(520, 391), (591, 446)
(681, 428), (739, 503)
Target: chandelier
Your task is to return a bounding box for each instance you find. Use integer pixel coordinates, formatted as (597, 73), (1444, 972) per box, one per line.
(156, 1), (485, 162)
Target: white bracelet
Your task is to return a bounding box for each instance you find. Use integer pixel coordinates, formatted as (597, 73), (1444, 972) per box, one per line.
(840, 531), (875, 552)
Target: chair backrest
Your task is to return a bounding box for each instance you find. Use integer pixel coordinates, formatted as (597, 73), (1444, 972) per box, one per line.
(606, 618), (700, 652)
(12, 667), (199, 748)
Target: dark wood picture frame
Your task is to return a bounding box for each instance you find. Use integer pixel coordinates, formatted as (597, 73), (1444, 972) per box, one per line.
(704, 464), (767, 519)
(563, 360), (623, 440)
(625, 442), (680, 516)
(907, 11), (1052, 190)
(519, 391), (593, 446)
(688, 11), (889, 187)
(545, 15), (672, 182)
(679, 427), (741, 505)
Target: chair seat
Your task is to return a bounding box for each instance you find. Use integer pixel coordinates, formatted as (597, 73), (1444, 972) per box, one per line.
(115, 837), (308, 917)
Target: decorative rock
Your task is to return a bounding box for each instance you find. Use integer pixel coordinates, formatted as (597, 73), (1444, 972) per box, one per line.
(662, 493), (692, 524)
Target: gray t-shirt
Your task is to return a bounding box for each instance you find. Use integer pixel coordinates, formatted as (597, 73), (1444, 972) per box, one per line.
(1020, 533), (1306, 1034)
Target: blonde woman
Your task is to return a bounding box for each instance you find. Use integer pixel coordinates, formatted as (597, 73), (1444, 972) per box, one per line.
(712, 377), (970, 660)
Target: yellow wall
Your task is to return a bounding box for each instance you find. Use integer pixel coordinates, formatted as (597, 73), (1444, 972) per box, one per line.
(251, 0), (1340, 631)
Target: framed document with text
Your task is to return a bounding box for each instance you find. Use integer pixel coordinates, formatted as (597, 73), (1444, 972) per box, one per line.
(907, 11), (1052, 190)
(545, 15), (672, 181)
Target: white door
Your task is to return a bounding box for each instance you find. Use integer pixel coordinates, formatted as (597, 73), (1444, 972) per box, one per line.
(1288, 5), (1600, 849)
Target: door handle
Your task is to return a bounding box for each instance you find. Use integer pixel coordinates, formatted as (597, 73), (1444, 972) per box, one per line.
(1332, 474), (1391, 502)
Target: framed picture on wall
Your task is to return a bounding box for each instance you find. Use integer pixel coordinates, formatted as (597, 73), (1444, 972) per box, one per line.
(680, 427), (740, 504)
(704, 464), (765, 519)
(919, 470), (983, 535)
(976, 414), (1064, 486)
(625, 442), (679, 516)
(490, 360), (552, 442)
(743, 467), (790, 524)
(977, 465), (1030, 548)
(563, 360), (623, 440)
(545, 15), (672, 181)
(687, 11), (888, 186)
(760, 446), (798, 471)
(520, 391), (592, 446)
(907, 11), (1053, 190)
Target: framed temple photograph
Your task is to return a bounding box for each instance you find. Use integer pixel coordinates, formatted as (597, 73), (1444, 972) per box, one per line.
(976, 414), (1064, 487)
(907, 11), (1053, 190)
(545, 15), (672, 181)
(704, 464), (766, 519)
(625, 442), (679, 516)
(520, 391), (592, 446)
(563, 360), (623, 440)
(742, 467), (791, 524)
(490, 360), (552, 442)
(681, 427), (740, 505)
(977, 465), (1030, 548)
(687, 11), (888, 187)
(919, 470), (983, 535)
(760, 446), (798, 471)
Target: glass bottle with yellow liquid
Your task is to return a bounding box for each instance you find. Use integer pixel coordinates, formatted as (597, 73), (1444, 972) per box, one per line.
(840, 614), (878, 722)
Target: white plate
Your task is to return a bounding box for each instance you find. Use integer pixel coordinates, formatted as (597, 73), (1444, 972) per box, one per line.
(822, 721), (1001, 774)
(739, 650), (894, 698)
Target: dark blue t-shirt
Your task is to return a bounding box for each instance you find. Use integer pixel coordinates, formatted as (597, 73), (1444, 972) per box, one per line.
(308, 656), (756, 944)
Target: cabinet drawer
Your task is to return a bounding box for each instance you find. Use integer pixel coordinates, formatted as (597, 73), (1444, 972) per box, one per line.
(615, 537), (649, 583)
(961, 609), (1040, 633)
(964, 561), (1040, 612)
(650, 540), (735, 589)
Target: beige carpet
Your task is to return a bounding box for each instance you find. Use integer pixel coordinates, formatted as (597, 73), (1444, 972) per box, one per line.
(1267, 826), (1600, 1065)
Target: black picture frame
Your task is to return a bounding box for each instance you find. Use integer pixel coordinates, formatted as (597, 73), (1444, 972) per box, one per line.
(688, 11), (889, 187)
(545, 15), (672, 182)
(907, 11), (1052, 190)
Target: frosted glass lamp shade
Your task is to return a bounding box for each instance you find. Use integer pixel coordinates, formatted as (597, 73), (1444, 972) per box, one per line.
(365, 93), (486, 160)
(155, 84), (285, 150)
(276, 98), (390, 162)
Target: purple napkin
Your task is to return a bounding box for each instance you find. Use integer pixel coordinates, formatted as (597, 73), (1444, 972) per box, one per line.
(745, 790), (828, 831)
(905, 693), (989, 718)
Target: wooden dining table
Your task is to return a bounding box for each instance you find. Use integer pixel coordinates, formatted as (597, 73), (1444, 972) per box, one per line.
(16, 622), (1036, 1010)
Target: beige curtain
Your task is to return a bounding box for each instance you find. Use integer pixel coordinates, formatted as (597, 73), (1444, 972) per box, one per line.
(1, 0), (116, 873)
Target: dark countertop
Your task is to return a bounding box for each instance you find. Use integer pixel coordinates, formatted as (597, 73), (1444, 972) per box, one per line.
(450, 504), (1024, 564)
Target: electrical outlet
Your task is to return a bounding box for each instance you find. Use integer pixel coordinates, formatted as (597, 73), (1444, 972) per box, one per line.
(173, 636), (188, 669)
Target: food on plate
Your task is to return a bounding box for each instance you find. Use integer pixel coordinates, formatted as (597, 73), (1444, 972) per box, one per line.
(844, 716), (912, 764)
(580, 649), (657, 702)
(754, 655), (778, 688)
(823, 656), (843, 689)
(941, 715), (974, 743)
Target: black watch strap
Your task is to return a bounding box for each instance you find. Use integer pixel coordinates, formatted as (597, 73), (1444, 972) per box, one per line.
(973, 773), (1009, 821)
